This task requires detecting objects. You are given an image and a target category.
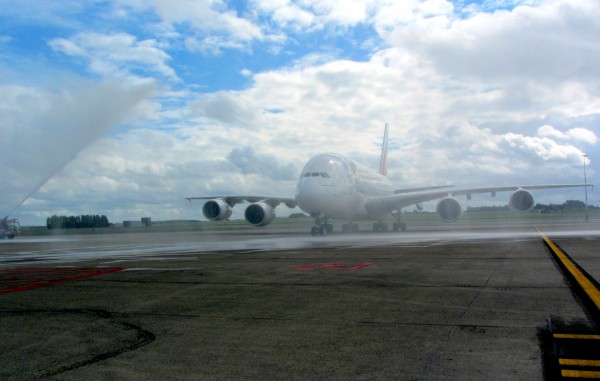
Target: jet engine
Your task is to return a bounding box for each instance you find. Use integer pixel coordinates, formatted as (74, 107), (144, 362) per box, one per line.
(245, 202), (276, 227)
(202, 199), (233, 221)
(436, 197), (462, 223)
(509, 189), (535, 213)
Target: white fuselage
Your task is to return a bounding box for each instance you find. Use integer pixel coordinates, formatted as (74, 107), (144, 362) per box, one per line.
(295, 153), (394, 220)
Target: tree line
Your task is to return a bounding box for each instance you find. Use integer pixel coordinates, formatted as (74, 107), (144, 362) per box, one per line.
(46, 215), (110, 229)
(534, 200), (595, 212)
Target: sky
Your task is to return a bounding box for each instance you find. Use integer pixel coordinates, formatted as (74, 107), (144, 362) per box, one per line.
(0, 0), (598, 226)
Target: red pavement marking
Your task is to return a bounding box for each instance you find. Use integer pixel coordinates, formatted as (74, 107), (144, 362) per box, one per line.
(0, 267), (126, 295)
(294, 262), (372, 271)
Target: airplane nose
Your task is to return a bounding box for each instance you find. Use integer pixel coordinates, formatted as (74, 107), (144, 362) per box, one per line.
(296, 181), (330, 213)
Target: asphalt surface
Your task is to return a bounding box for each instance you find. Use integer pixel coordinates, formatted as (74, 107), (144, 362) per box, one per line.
(1, 221), (599, 380)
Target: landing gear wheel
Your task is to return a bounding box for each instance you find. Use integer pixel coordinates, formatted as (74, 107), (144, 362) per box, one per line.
(319, 225), (327, 236)
(372, 222), (388, 232)
(342, 223), (359, 233)
(310, 216), (332, 236)
(393, 222), (407, 232)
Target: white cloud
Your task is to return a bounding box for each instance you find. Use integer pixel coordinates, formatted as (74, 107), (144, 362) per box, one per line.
(184, 35), (246, 55)
(116, 0), (264, 53)
(501, 132), (585, 162)
(228, 146), (297, 180)
(191, 91), (260, 126)
(383, 0), (600, 85)
(537, 125), (598, 144)
(261, 1), (316, 29)
(49, 32), (177, 81)
(286, 0), (371, 27)
(0, 0), (85, 28)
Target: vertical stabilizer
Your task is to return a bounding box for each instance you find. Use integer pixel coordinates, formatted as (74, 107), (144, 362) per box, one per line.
(379, 123), (389, 176)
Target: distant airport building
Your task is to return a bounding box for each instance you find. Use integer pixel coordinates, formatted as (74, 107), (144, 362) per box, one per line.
(123, 217), (152, 228)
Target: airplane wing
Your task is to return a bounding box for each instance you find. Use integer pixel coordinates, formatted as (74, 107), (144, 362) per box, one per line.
(394, 185), (454, 194)
(364, 184), (592, 215)
(186, 196), (297, 209)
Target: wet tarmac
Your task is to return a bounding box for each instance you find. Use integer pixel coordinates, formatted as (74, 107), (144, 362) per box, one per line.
(1, 221), (599, 380)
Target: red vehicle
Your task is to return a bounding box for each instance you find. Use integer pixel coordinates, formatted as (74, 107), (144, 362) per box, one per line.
(0, 217), (20, 239)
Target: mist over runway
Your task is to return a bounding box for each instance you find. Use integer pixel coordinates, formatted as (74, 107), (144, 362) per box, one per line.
(0, 220), (598, 269)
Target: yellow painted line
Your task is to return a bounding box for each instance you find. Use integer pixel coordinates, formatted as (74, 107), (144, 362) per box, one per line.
(554, 333), (600, 340)
(560, 358), (600, 367)
(561, 369), (600, 378)
(537, 227), (600, 312)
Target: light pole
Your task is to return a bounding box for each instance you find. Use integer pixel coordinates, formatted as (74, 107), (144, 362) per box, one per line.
(583, 153), (589, 222)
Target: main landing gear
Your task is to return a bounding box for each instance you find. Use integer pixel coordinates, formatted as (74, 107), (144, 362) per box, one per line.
(393, 222), (407, 231)
(309, 212), (407, 236)
(392, 210), (407, 232)
(372, 220), (407, 232)
(372, 211), (407, 232)
(341, 223), (359, 233)
(372, 221), (388, 232)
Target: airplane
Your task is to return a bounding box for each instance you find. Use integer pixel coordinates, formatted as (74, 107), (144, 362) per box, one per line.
(187, 124), (592, 235)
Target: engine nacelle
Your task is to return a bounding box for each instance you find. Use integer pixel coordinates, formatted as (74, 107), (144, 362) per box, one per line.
(202, 199), (233, 221)
(509, 189), (535, 213)
(436, 197), (462, 223)
(245, 202), (276, 227)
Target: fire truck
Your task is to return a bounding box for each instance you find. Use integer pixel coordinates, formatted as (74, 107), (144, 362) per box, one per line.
(0, 217), (20, 239)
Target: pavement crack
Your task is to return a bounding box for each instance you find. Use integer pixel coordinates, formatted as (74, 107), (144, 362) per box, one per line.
(41, 320), (156, 378)
(417, 258), (503, 379)
(0, 308), (156, 380)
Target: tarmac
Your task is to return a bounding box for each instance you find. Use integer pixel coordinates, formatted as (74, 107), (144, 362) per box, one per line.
(1, 220), (599, 380)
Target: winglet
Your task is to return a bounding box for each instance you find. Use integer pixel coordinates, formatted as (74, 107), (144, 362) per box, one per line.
(379, 123), (389, 176)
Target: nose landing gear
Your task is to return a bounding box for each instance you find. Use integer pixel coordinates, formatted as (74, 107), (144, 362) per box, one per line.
(311, 216), (333, 236)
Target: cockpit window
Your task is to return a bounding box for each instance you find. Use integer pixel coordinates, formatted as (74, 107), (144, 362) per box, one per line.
(303, 172), (331, 178)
